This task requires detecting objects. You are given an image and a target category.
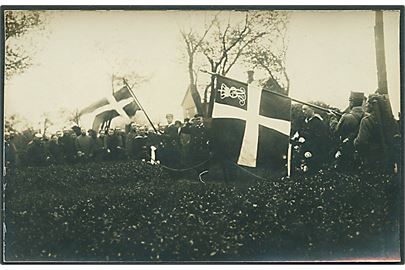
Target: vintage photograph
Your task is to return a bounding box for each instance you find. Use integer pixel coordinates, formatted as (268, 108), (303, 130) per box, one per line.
(2, 6), (403, 263)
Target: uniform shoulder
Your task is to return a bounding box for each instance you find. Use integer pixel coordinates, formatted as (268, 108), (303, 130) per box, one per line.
(340, 113), (354, 120)
(359, 113), (375, 125)
(360, 113), (372, 120)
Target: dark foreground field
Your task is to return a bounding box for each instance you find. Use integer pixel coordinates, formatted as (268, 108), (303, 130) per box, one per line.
(3, 161), (401, 262)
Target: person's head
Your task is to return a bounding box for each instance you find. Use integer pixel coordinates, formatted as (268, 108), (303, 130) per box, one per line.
(108, 128), (114, 136)
(166, 114), (174, 125)
(130, 123), (137, 132)
(193, 114), (203, 125)
(139, 126), (146, 135)
(158, 123), (165, 132)
(72, 126), (81, 136)
(174, 120), (182, 128)
(51, 135), (58, 142)
(80, 128), (86, 136)
(56, 131), (63, 138)
(63, 128), (70, 136)
(366, 94), (379, 113)
(184, 118), (190, 124)
(88, 129), (97, 138)
(302, 105), (314, 118)
(349, 91), (365, 108)
(99, 130), (105, 137)
(70, 133), (77, 139)
(34, 133), (43, 141)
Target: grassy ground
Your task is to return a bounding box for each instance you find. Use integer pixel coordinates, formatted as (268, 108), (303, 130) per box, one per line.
(3, 160), (401, 262)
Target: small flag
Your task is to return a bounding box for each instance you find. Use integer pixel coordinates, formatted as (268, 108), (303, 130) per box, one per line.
(80, 86), (140, 130)
(211, 75), (291, 169)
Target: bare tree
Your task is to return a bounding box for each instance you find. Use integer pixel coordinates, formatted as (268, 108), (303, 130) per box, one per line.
(4, 10), (47, 79)
(193, 11), (289, 102)
(112, 72), (149, 91)
(180, 15), (218, 115)
(244, 11), (290, 94)
(68, 109), (81, 127)
(5, 114), (32, 132)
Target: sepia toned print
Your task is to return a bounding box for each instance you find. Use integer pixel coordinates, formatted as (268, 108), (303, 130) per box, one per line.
(2, 7), (402, 262)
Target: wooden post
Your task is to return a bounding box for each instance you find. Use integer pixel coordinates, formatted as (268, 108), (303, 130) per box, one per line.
(374, 11), (388, 95)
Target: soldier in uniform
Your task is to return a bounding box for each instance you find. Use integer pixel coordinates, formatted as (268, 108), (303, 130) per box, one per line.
(299, 105), (328, 173)
(332, 91), (366, 170)
(354, 94), (395, 172)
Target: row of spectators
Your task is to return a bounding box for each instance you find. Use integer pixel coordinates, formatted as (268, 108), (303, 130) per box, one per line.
(4, 92), (401, 176)
(4, 114), (210, 171)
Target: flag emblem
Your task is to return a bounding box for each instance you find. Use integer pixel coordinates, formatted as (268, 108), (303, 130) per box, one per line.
(219, 83), (247, 106)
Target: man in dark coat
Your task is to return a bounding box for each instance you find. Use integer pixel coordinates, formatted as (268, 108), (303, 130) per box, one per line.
(93, 129), (106, 161)
(181, 114), (210, 176)
(179, 118), (192, 166)
(75, 128), (94, 160)
(48, 135), (63, 164)
(354, 94), (393, 171)
(104, 128), (124, 161)
(26, 133), (48, 166)
(58, 129), (77, 164)
(126, 123), (138, 159)
(161, 114), (181, 168)
(4, 131), (18, 174)
(299, 105), (328, 172)
(133, 126), (149, 160)
(333, 91), (366, 170)
(163, 114), (178, 140)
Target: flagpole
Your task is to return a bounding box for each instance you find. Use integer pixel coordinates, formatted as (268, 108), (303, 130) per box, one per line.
(122, 78), (159, 134)
(200, 70), (343, 117)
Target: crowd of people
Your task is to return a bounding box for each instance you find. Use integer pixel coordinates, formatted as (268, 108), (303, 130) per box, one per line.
(4, 113), (210, 173)
(288, 91), (400, 175)
(4, 91), (401, 176)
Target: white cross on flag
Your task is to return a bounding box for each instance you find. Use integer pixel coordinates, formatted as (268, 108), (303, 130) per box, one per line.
(79, 86), (141, 130)
(211, 75), (291, 169)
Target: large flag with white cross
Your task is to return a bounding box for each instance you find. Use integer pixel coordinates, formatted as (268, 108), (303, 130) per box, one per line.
(79, 86), (141, 130)
(210, 75), (291, 169)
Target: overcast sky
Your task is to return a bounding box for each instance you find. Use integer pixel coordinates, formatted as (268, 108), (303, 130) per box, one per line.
(4, 10), (401, 131)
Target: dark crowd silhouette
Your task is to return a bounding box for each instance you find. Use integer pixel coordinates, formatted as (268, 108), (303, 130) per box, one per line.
(4, 92), (402, 179)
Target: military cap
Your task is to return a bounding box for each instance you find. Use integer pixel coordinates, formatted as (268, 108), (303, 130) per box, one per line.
(349, 91), (364, 101)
